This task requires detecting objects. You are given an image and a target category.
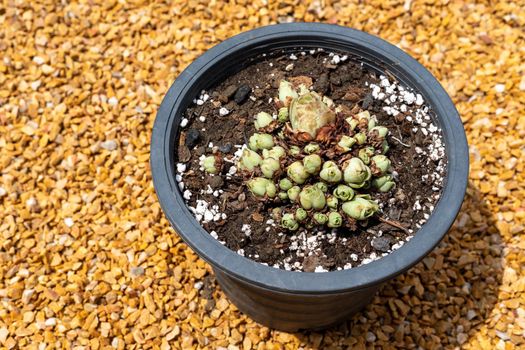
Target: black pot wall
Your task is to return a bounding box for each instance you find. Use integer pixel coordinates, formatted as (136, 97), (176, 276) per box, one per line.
(151, 23), (469, 331)
(214, 268), (379, 331)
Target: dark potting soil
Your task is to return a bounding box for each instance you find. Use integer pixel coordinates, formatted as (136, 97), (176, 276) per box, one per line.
(176, 50), (446, 272)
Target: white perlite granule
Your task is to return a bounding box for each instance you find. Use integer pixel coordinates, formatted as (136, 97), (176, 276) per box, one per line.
(219, 107), (229, 116)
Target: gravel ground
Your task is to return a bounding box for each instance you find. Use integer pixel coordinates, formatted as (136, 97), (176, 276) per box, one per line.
(0, 1), (524, 349)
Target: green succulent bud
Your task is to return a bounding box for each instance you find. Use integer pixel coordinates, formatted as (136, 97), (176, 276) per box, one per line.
(382, 140), (390, 154)
(355, 132), (367, 145)
(368, 116), (377, 130)
(289, 92), (336, 137)
(303, 154), (322, 175)
(261, 157), (281, 178)
(343, 158), (372, 188)
(358, 147), (375, 165)
(372, 175), (396, 192)
(278, 80), (298, 105)
(295, 208), (308, 222)
(247, 177), (277, 198)
(356, 193), (372, 200)
(323, 160), (338, 169)
(287, 161), (309, 184)
(287, 186), (301, 202)
(278, 191), (289, 200)
(337, 135), (356, 152)
(249, 133), (274, 151)
(289, 145), (301, 157)
(281, 213), (299, 231)
(370, 126), (388, 138)
(314, 182), (328, 193)
(238, 148), (262, 171)
(262, 146), (286, 160)
(322, 96), (334, 107)
(313, 213), (328, 225)
(333, 184), (355, 201)
(326, 195), (338, 209)
(342, 197), (379, 220)
(319, 161), (343, 183)
(202, 156), (217, 174)
(327, 212), (343, 228)
(304, 143), (320, 154)
(345, 117), (359, 131)
(298, 84), (309, 95)
(371, 155), (391, 174)
(356, 110), (371, 121)
(254, 112), (273, 130)
(279, 178), (293, 191)
(278, 107), (289, 122)
(272, 207), (282, 221)
(299, 185), (326, 211)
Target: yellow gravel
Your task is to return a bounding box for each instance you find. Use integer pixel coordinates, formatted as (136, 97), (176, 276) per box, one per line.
(0, 1), (524, 349)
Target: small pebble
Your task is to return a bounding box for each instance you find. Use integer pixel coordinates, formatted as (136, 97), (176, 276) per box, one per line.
(184, 129), (200, 148)
(233, 85), (251, 104)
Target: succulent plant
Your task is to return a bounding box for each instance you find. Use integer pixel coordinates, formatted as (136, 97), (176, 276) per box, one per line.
(313, 213), (328, 225)
(278, 107), (289, 122)
(338, 135), (356, 152)
(319, 161), (342, 183)
(278, 80), (298, 106)
(304, 142), (320, 154)
(303, 154), (322, 175)
(233, 79), (398, 232)
(343, 157), (372, 188)
(289, 145), (301, 157)
(287, 186), (300, 202)
(371, 155), (391, 174)
(289, 91), (336, 137)
(279, 178), (293, 191)
(370, 126), (388, 138)
(287, 161), (309, 184)
(272, 207), (282, 221)
(372, 174), (396, 192)
(238, 148), (262, 171)
(281, 213), (299, 231)
(346, 117), (359, 131)
(202, 156), (217, 174)
(358, 146), (375, 165)
(262, 146), (286, 160)
(341, 197), (379, 220)
(326, 195), (338, 209)
(382, 140), (390, 154)
(333, 184), (354, 201)
(254, 112), (273, 130)
(314, 181), (328, 193)
(261, 157), (281, 178)
(299, 185), (326, 210)
(327, 212), (343, 228)
(247, 177), (277, 198)
(356, 110), (371, 122)
(355, 132), (367, 145)
(249, 133), (274, 151)
(295, 208), (308, 222)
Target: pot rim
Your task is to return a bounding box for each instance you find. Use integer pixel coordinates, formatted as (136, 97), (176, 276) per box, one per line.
(150, 23), (469, 294)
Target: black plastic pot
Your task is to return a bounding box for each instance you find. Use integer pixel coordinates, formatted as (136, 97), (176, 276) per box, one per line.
(151, 23), (468, 332)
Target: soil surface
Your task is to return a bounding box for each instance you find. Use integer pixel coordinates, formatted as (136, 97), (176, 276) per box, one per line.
(176, 50), (446, 272)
